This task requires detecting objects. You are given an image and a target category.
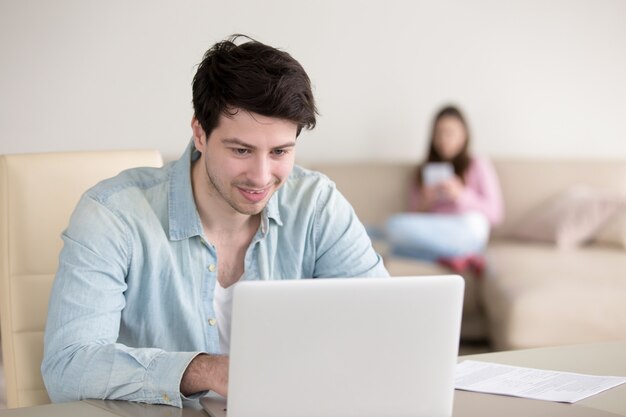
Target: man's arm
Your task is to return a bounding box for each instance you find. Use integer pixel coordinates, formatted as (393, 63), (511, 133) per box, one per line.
(41, 194), (217, 407)
(181, 354), (229, 397)
(311, 181), (389, 278)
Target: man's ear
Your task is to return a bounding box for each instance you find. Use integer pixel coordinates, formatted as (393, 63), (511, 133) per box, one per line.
(191, 116), (206, 150)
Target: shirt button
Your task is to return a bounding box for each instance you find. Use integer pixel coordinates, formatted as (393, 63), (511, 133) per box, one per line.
(162, 393), (170, 402)
(207, 264), (216, 272)
(208, 318), (217, 326)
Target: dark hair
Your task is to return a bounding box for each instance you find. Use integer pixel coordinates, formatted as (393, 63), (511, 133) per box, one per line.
(416, 105), (472, 186)
(192, 34), (317, 138)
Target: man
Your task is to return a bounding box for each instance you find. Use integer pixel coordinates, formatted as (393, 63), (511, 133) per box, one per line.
(42, 35), (388, 408)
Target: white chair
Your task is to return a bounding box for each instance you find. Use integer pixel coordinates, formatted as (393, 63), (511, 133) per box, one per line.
(0, 149), (163, 408)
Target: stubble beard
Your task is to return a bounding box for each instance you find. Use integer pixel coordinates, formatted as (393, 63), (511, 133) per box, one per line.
(204, 159), (275, 216)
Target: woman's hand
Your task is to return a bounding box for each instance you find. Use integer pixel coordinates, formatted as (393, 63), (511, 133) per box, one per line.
(417, 185), (439, 211)
(437, 176), (464, 202)
(417, 176), (464, 210)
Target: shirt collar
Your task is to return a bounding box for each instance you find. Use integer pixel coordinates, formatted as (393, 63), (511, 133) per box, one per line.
(168, 140), (204, 241)
(168, 140), (283, 241)
(264, 189), (283, 230)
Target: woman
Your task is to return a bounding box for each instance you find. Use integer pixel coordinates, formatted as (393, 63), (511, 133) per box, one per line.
(386, 105), (503, 267)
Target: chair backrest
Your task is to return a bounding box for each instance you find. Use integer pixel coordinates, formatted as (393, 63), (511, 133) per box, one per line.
(0, 150), (163, 408)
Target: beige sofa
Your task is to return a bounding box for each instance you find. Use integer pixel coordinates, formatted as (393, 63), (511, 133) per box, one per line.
(310, 159), (626, 351)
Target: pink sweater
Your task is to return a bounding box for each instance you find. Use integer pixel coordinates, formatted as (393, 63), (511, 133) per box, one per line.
(408, 157), (504, 226)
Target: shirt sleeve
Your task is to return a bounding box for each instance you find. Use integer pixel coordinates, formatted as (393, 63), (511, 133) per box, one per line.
(41, 194), (202, 408)
(311, 182), (389, 278)
(456, 157), (504, 225)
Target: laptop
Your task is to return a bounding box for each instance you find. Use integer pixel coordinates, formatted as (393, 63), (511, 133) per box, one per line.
(201, 275), (464, 417)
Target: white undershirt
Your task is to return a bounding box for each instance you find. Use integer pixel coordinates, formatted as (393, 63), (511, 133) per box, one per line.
(213, 280), (235, 354)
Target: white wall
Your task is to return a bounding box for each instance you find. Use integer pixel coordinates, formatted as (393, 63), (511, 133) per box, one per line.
(1, 0), (625, 162)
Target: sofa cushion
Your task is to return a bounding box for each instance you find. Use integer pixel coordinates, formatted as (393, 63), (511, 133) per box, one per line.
(508, 186), (623, 248)
(484, 240), (626, 350)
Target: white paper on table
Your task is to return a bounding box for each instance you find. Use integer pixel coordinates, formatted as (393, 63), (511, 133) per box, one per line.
(455, 360), (626, 403)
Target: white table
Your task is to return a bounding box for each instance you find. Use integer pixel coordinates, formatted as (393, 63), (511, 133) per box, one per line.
(2, 341), (625, 416)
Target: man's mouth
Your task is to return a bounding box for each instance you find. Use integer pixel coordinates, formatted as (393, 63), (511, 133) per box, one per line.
(238, 187), (270, 203)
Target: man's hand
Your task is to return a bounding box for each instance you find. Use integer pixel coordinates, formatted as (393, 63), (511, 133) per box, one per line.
(180, 354), (229, 397)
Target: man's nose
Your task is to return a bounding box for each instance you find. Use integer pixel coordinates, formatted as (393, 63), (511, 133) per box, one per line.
(248, 156), (272, 186)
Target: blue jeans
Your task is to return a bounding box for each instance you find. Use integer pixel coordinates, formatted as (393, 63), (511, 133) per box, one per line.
(386, 212), (489, 262)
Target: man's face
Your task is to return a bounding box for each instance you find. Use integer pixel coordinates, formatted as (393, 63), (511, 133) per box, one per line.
(192, 109), (298, 216)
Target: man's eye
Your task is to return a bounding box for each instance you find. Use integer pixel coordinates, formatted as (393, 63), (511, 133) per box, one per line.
(273, 149), (288, 156)
(233, 148), (249, 155)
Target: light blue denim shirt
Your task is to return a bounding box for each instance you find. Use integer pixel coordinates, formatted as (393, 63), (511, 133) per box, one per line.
(42, 141), (388, 407)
